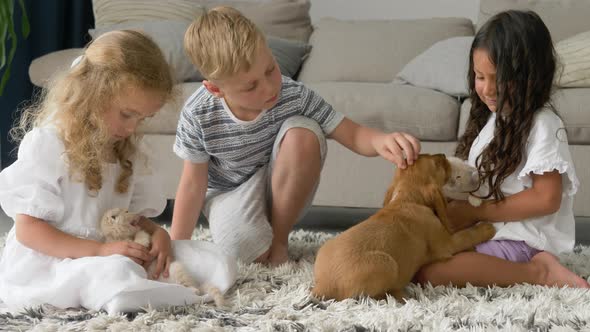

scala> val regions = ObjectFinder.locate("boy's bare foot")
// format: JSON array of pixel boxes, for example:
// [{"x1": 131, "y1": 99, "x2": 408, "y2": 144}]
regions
[
  {"x1": 531, "y1": 251, "x2": 590, "y2": 288},
  {"x1": 269, "y1": 244, "x2": 289, "y2": 267}
]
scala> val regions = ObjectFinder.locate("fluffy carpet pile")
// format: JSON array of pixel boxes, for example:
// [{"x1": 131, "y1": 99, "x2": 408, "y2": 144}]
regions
[{"x1": 2, "y1": 228, "x2": 590, "y2": 331}]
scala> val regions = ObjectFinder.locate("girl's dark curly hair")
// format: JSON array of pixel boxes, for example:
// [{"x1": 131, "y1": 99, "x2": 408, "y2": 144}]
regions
[{"x1": 456, "y1": 10, "x2": 557, "y2": 200}]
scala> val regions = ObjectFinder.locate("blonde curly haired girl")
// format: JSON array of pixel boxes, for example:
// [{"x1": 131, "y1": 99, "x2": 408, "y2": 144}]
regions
[{"x1": 0, "y1": 30, "x2": 237, "y2": 314}]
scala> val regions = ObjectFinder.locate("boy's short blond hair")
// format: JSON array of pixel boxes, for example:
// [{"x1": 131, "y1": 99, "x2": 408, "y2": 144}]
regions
[{"x1": 184, "y1": 6, "x2": 266, "y2": 81}]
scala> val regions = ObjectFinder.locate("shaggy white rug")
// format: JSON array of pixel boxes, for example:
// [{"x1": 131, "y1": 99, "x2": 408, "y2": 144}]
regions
[{"x1": 2, "y1": 227, "x2": 590, "y2": 331}]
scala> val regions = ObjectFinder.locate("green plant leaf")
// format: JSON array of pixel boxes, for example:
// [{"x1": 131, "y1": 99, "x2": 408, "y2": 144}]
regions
[
  {"x1": 0, "y1": 61, "x2": 11, "y2": 95},
  {"x1": 0, "y1": 0, "x2": 17, "y2": 96},
  {"x1": 0, "y1": 0, "x2": 9, "y2": 68},
  {"x1": 18, "y1": 0, "x2": 29, "y2": 38}
]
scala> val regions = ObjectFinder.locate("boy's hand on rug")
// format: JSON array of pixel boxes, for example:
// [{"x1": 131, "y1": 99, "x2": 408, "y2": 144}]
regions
[
  {"x1": 148, "y1": 228, "x2": 173, "y2": 279},
  {"x1": 372, "y1": 132, "x2": 420, "y2": 169},
  {"x1": 97, "y1": 241, "x2": 151, "y2": 266},
  {"x1": 446, "y1": 200, "x2": 480, "y2": 232}
]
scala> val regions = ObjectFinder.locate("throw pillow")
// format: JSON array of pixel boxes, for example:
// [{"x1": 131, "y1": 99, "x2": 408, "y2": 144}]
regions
[
  {"x1": 267, "y1": 37, "x2": 311, "y2": 78},
  {"x1": 89, "y1": 22, "x2": 311, "y2": 82},
  {"x1": 394, "y1": 36, "x2": 474, "y2": 97},
  {"x1": 89, "y1": 21, "x2": 201, "y2": 82},
  {"x1": 208, "y1": 0, "x2": 313, "y2": 42},
  {"x1": 555, "y1": 30, "x2": 590, "y2": 88}
]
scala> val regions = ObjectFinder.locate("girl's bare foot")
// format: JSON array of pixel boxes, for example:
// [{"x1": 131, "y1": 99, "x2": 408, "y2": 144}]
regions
[
  {"x1": 254, "y1": 248, "x2": 271, "y2": 265},
  {"x1": 531, "y1": 251, "x2": 590, "y2": 288},
  {"x1": 269, "y1": 244, "x2": 289, "y2": 267}
]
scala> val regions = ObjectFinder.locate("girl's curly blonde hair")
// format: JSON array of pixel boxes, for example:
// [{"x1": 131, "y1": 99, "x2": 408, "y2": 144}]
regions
[{"x1": 11, "y1": 30, "x2": 175, "y2": 194}]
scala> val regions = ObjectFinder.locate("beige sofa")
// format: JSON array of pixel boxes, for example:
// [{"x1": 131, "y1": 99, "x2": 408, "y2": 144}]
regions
[{"x1": 28, "y1": 0, "x2": 590, "y2": 217}]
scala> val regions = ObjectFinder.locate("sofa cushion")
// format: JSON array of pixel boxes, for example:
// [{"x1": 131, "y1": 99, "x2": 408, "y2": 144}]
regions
[
  {"x1": 553, "y1": 89, "x2": 590, "y2": 144},
  {"x1": 92, "y1": 0, "x2": 312, "y2": 42},
  {"x1": 28, "y1": 34, "x2": 310, "y2": 87},
  {"x1": 140, "y1": 82, "x2": 202, "y2": 135},
  {"x1": 395, "y1": 36, "x2": 473, "y2": 97},
  {"x1": 90, "y1": 21, "x2": 201, "y2": 83},
  {"x1": 556, "y1": 31, "x2": 590, "y2": 88},
  {"x1": 478, "y1": 0, "x2": 590, "y2": 42},
  {"x1": 267, "y1": 37, "x2": 311, "y2": 78},
  {"x1": 89, "y1": 21, "x2": 311, "y2": 82},
  {"x1": 298, "y1": 17, "x2": 474, "y2": 83},
  {"x1": 459, "y1": 92, "x2": 590, "y2": 144},
  {"x1": 93, "y1": 0, "x2": 204, "y2": 27},
  {"x1": 307, "y1": 82, "x2": 460, "y2": 141},
  {"x1": 29, "y1": 49, "x2": 84, "y2": 87},
  {"x1": 202, "y1": 0, "x2": 312, "y2": 42}
]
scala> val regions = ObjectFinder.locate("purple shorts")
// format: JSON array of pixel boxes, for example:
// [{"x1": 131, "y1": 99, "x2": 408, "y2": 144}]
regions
[{"x1": 475, "y1": 240, "x2": 541, "y2": 263}]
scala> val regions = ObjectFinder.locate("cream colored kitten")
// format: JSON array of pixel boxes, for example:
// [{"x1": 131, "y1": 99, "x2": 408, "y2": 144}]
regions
[
  {"x1": 443, "y1": 157, "x2": 483, "y2": 207},
  {"x1": 100, "y1": 208, "x2": 224, "y2": 307}
]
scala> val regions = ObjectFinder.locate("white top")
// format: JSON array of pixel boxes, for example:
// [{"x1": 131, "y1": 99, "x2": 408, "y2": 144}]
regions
[
  {"x1": 0, "y1": 127, "x2": 166, "y2": 236},
  {"x1": 469, "y1": 109, "x2": 579, "y2": 254},
  {"x1": 0, "y1": 127, "x2": 237, "y2": 313}
]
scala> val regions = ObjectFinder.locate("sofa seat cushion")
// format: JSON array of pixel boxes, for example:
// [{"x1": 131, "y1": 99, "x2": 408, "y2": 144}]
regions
[
  {"x1": 298, "y1": 17, "x2": 474, "y2": 83},
  {"x1": 553, "y1": 89, "x2": 590, "y2": 144},
  {"x1": 458, "y1": 90, "x2": 590, "y2": 144},
  {"x1": 307, "y1": 82, "x2": 460, "y2": 141},
  {"x1": 140, "y1": 82, "x2": 202, "y2": 135}
]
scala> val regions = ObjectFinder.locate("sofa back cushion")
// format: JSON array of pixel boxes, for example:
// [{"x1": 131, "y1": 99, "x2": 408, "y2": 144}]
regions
[
  {"x1": 204, "y1": 0, "x2": 312, "y2": 43},
  {"x1": 93, "y1": 0, "x2": 205, "y2": 26},
  {"x1": 298, "y1": 17, "x2": 474, "y2": 83},
  {"x1": 92, "y1": 0, "x2": 312, "y2": 42},
  {"x1": 478, "y1": 0, "x2": 590, "y2": 42},
  {"x1": 308, "y1": 82, "x2": 460, "y2": 141}
]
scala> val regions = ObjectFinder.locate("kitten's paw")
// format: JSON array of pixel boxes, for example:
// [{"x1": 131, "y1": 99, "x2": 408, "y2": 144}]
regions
[{"x1": 468, "y1": 195, "x2": 482, "y2": 207}]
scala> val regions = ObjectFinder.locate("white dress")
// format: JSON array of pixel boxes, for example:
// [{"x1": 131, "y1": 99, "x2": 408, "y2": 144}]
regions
[
  {"x1": 0, "y1": 127, "x2": 237, "y2": 314},
  {"x1": 469, "y1": 109, "x2": 579, "y2": 254}
]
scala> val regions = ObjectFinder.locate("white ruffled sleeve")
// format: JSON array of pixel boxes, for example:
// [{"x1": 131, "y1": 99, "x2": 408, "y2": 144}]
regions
[
  {"x1": 517, "y1": 110, "x2": 579, "y2": 196},
  {"x1": 128, "y1": 141, "x2": 167, "y2": 218},
  {"x1": 0, "y1": 128, "x2": 67, "y2": 221}
]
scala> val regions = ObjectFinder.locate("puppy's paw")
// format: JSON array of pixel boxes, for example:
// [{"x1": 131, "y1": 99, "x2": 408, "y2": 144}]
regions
[{"x1": 476, "y1": 222, "x2": 496, "y2": 240}]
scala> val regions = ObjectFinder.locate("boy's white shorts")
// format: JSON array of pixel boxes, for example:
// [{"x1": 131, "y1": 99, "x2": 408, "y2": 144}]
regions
[{"x1": 202, "y1": 116, "x2": 327, "y2": 263}]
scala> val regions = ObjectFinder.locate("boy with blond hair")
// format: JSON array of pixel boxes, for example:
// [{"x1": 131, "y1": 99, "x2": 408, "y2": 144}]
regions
[{"x1": 171, "y1": 6, "x2": 421, "y2": 266}]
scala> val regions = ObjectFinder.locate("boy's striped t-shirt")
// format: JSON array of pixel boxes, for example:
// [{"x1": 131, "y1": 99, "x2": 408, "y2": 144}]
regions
[{"x1": 174, "y1": 76, "x2": 344, "y2": 191}]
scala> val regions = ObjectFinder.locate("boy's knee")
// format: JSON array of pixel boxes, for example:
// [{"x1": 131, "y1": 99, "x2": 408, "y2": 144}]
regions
[
  {"x1": 282, "y1": 127, "x2": 321, "y2": 153},
  {"x1": 275, "y1": 116, "x2": 327, "y2": 162}
]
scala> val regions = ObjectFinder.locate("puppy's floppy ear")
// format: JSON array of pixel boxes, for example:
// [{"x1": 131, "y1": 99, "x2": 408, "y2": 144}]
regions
[{"x1": 424, "y1": 184, "x2": 453, "y2": 233}]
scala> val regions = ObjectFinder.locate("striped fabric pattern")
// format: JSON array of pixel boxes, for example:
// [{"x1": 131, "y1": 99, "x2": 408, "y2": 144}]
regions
[
  {"x1": 174, "y1": 76, "x2": 344, "y2": 190},
  {"x1": 556, "y1": 30, "x2": 590, "y2": 88}
]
